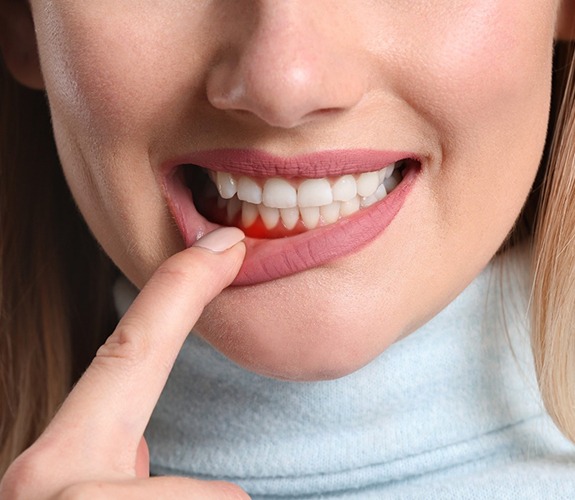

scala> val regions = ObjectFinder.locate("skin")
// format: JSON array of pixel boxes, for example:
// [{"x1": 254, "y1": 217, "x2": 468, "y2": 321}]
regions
[
  {"x1": 4, "y1": 0, "x2": 570, "y2": 381},
  {"x1": 0, "y1": 0, "x2": 574, "y2": 497},
  {"x1": 0, "y1": 228, "x2": 251, "y2": 498}
]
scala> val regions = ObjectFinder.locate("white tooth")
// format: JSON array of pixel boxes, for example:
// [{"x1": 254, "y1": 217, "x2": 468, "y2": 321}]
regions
[
  {"x1": 383, "y1": 174, "x2": 400, "y2": 193},
  {"x1": 378, "y1": 168, "x2": 386, "y2": 183},
  {"x1": 259, "y1": 205, "x2": 280, "y2": 230},
  {"x1": 280, "y1": 207, "x2": 300, "y2": 230},
  {"x1": 361, "y1": 194, "x2": 378, "y2": 208},
  {"x1": 298, "y1": 179, "x2": 333, "y2": 207},
  {"x1": 379, "y1": 164, "x2": 395, "y2": 183},
  {"x1": 262, "y1": 178, "x2": 297, "y2": 208},
  {"x1": 216, "y1": 171, "x2": 237, "y2": 199},
  {"x1": 374, "y1": 183, "x2": 387, "y2": 201},
  {"x1": 300, "y1": 207, "x2": 320, "y2": 229},
  {"x1": 332, "y1": 175, "x2": 357, "y2": 202},
  {"x1": 320, "y1": 202, "x2": 341, "y2": 224},
  {"x1": 340, "y1": 196, "x2": 361, "y2": 217},
  {"x1": 242, "y1": 202, "x2": 259, "y2": 227},
  {"x1": 385, "y1": 164, "x2": 395, "y2": 179},
  {"x1": 237, "y1": 176, "x2": 263, "y2": 204},
  {"x1": 226, "y1": 196, "x2": 242, "y2": 222},
  {"x1": 356, "y1": 171, "x2": 380, "y2": 197}
]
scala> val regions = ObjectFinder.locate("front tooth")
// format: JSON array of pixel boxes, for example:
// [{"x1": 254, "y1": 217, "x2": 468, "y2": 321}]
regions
[
  {"x1": 298, "y1": 179, "x2": 333, "y2": 207},
  {"x1": 259, "y1": 205, "x2": 280, "y2": 230},
  {"x1": 262, "y1": 178, "x2": 297, "y2": 208},
  {"x1": 216, "y1": 171, "x2": 237, "y2": 199},
  {"x1": 340, "y1": 196, "x2": 361, "y2": 217},
  {"x1": 356, "y1": 171, "x2": 380, "y2": 197},
  {"x1": 320, "y1": 202, "x2": 341, "y2": 224},
  {"x1": 300, "y1": 207, "x2": 320, "y2": 228},
  {"x1": 242, "y1": 202, "x2": 259, "y2": 227},
  {"x1": 237, "y1": 177, "x2": 263, "y2": 204},
  {"x1": 281, "y1": 207, "x2": 299, "y2": 230},
  {"x1": 332, "y1": 175, "x2": 357, "y2": 202}
]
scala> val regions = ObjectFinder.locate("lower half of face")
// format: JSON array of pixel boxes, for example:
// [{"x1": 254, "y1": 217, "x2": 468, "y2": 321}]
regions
[{"x1": 34, "y1": 0, "x2": 557, "y2": 380}]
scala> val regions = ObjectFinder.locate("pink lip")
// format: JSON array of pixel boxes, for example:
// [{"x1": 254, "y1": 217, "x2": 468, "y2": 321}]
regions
[
  {"x1": 162, "y1": 149, "x2": 420, "y2": 285},
  {"x1": 167, "y1": 148, "x2": 415, "y2": 178}
]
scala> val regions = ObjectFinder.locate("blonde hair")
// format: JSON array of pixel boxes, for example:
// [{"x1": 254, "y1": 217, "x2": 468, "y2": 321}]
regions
[{"x1": 532, "y1": 41, "x2": 575, "y2": 442}]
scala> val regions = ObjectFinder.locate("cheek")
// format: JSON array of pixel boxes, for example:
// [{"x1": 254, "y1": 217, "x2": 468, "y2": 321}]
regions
[
  {"x1": 29, "y1": 4, "x2": 216, "y2": 281},
  {"x1": 408, "y1": 2, "x2": 552, "y2": 236},
  {"x1": 34, "y1": 7, "x2": 178, "y2": 141},
  {"x1": 407, "y1": 2, "x2": 554, "y2": 135},
  {"x1": 32, "y1": 3, "x2": 223, "y2": 146}
]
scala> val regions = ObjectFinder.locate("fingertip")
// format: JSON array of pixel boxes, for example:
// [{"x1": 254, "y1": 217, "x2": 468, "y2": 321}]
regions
[
  {"x1": 189, "y1": 228, "x2": 246, "y2": 287},
  {"x1": 193, "y1": 227, "x2": 246, "y2": 253}
]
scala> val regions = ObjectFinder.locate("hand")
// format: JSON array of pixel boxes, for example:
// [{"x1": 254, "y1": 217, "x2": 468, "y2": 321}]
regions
[{"x1": 0, "y1": 227, "x2": 250, "y2": 499}]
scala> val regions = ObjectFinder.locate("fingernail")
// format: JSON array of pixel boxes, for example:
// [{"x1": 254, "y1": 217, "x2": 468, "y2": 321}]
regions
[{"x1": 193, "y1": 227, "x2": 245, "y2": 253}]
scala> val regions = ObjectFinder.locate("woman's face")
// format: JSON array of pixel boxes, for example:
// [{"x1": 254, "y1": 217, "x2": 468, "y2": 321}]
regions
[{"x1": 21, "y1": 1, "x2": 565, "y2": 379}]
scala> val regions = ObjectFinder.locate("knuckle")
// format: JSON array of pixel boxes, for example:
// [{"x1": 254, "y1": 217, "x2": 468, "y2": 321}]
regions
[
  {"x1": 56, "y1": 482, "x2": 110, "y2": 500},
  {"x1": 153, "y1": 256, "x2": 203, "y2": 288},
  {"x1": 0, "y1": 452, "x2": 49, "y2": 499},
  {"x1": 154, "y1": 249, "x2": 225, "y2": 293},
  {"x1": 94, "y1": 323, "x2": 150, "y2": 370}
]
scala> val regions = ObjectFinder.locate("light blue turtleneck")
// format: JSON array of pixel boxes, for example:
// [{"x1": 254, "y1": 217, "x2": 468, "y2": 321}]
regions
[{"x1": 115, "y1": 246, "x2": 575, "y2": 499}]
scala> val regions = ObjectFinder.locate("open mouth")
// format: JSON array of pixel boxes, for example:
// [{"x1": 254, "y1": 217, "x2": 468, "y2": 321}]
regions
[
  {"x1": 184, "y1": 160, "x2": 410, "y2": 238},
  {"x1": 163, "y1": 150, "x2": 420, "y2": 284}
]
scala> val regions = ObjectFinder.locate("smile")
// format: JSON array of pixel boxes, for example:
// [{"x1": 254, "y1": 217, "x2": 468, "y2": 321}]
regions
[
  {"x1": 188, "y1": 161, "x2": 405, "y2": 238},
  {"x1": 162, "y1": 149, "x2": 420, "y2": 285}
]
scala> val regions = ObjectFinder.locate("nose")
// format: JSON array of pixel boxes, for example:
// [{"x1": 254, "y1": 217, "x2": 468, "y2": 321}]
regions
[{"x1": 206, "y1": 2, "x2": 367, "y2": 129}]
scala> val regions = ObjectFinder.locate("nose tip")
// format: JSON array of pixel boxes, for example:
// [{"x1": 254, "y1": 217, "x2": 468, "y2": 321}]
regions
[{"x1": 205, "y1": 13, "x2": 367, "y2": 129}]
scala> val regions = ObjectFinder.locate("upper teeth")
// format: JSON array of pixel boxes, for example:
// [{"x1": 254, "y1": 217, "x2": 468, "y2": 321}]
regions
[{"x1": 210, "y1": 162, "x2": 400, "y2": 210}]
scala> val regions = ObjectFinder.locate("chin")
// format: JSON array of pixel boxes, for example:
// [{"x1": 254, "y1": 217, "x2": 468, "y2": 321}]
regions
[{"x1": 194, "y1": 302, "x2": 399, "y2": 382}]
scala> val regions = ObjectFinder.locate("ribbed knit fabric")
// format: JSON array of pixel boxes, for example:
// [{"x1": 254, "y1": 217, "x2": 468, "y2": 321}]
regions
[{"x1": 114, "y1": 245, "x2": 575, "y2": 499}]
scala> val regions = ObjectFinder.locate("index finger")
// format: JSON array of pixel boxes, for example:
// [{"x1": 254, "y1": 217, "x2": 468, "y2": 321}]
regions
[{"x1": 44, "y1": 227, "x2": 246, "y2": 473}]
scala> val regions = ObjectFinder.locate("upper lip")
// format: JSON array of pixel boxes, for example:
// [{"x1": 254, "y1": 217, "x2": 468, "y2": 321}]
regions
[{"x1": 164, "y1": 148, "x2": 419, "y2": 178}]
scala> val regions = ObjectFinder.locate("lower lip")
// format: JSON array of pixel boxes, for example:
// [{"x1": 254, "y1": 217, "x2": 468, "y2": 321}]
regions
[{"x1": 163, "y1": 165, "x2": 419, "y2": 286}]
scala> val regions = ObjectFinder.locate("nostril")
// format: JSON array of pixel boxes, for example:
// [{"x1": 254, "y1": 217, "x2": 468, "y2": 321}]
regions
[{"x1": 308, "y1": 107, "x2": 346, "y2": 120}]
